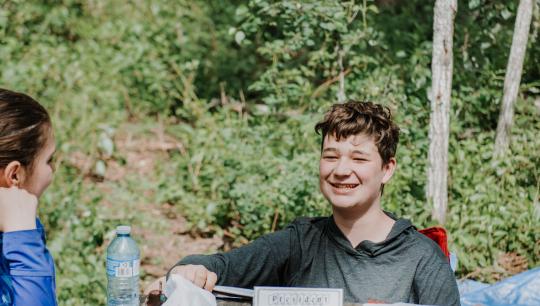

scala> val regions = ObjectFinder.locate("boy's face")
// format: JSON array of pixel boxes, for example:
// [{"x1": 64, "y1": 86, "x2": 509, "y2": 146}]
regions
[
  {"x1": 22, "y1": 132, "x2": 56, "y2": 198},
  {"x1": 319, "y1": 133, "x2": 395, "y2": 212}
]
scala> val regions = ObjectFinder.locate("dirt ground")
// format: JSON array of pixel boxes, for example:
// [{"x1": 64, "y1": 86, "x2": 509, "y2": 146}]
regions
[{"x1": 114, "y1": 125, "x2": 223, "y2": 289}]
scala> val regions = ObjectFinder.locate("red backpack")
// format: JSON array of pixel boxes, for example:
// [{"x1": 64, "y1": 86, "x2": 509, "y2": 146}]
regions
[{"x1": 419, "y1": 226, "x2": 450, "y2": 261}]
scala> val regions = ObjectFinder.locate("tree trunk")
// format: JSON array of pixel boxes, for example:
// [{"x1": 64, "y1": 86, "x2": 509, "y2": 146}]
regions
[
  {"x1": 427, "y1": 0, "x2": 457, "y2": 225},
  {"x1": 337, "y1": 47, "x2": 347, "y2": 103},
  {"x1": 494, "y1": 0, "x2": 533, "y2": 157}
]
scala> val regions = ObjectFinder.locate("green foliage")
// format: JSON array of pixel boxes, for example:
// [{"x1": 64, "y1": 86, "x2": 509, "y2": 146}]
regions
[
  {"x1": 0, "y1": 0, "x2": 539, "y2": 304},
  {"x1": 156, "y1": 110, "x2": 329, "y2": 245},
  {"x1": 235, "y1": 0, "x2": 384, "y2": 108}
]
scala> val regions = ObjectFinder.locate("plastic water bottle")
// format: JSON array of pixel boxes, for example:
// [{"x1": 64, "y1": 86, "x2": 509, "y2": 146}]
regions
[{"x1": 106, "y1": 225, "x2": 140, "y2": 306}]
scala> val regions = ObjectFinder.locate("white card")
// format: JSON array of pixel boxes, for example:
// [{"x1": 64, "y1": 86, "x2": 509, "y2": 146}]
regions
[{"x1": 253, "y1": 287, "x2": 343, "y2": 306}]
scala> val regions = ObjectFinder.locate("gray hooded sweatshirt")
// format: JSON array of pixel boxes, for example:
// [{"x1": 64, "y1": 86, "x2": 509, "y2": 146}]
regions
[{"x1": 174, "y1": 215, "x2": 460, "y2": 305}]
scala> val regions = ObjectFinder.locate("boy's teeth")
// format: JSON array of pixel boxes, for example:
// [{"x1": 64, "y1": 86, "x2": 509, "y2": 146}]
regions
[{"x1": 333, "y1": 183, "x2": 357, "y2": 188}]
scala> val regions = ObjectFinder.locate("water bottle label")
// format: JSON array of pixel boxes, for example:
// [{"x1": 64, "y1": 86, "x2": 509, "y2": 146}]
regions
[{"x1": 106, "y1": 258, "x2": 140, "y2": 277}]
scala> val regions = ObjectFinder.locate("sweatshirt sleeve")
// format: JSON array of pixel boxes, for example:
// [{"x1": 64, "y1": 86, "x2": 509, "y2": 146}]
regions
[
  {"x1": 413, "y1": 251, "x2": 460, "y2": 306},
  {"x1": 2, "y1": 229, "x2": 57, "y2": 306},
  {"x1": 170, "y1": 226, "x2": 294, "y2": 288}
]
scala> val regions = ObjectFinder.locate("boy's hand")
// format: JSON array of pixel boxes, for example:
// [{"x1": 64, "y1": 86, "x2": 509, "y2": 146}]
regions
[
  {"x1": 143, "y1": 265, "x2": 218, "y2": 296},
  {"x1": 170, "y1": 264, "x2": 218, "y2": 291},
  {"x1": 0, "y1": 187, "x2": 38, "y2": 232}
]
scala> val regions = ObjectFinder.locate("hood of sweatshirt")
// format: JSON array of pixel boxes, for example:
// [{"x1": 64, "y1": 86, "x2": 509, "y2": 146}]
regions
[{"x1": 325, "y1": 211, "x2": 416, "y2": 257}]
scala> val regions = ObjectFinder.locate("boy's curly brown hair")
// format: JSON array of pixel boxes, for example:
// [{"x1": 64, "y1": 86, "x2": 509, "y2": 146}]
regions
[{"x1": 315, "y1": 101, "x2": 400, "y2": 165}]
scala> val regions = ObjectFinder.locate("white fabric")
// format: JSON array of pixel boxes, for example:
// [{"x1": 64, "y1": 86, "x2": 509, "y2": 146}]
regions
[{"x1": 162, "y1": 274, "x2": 217, "y2": 306}]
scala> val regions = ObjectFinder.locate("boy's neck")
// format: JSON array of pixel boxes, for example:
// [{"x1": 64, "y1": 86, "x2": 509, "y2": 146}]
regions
[{"x1": 332, "y1": 203, "x2": 395, "y2": 248}]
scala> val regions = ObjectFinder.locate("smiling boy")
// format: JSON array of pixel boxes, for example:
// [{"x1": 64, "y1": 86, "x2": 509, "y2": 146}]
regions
[{"x1": 156, "y1": 101, "x2": 460, "y2": 305}]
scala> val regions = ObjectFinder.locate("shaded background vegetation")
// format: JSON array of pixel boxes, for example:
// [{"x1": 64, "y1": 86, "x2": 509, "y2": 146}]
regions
[{"x1": 1, "y1": 0, "x2": 539, "y2": 304}]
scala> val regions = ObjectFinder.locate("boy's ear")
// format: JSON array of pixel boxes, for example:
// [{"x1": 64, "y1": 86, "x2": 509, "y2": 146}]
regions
[
  {"x1": 1, "y1": 161, "x2": 26, "y2": 188},
  {"x1": 381, "y1": 157, "x2": 397, "y2": 184}
]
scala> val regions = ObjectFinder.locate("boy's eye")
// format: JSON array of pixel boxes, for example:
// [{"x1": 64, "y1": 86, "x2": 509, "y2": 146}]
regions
[
  {"x1": 323, "y1": 155, "x2": 338, "y2": 160},
  {"x1": 353, "y1": 158, "x2": 367, "y2": 162}
]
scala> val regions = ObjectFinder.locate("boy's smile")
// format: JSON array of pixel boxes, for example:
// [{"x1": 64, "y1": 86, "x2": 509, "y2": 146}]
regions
[
  {"x1": 329, "y1": 182, "x2": 360, "y2": 192},
  {"x1": 319, "y1": 134, "x2": 396, "y2": 211}
]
